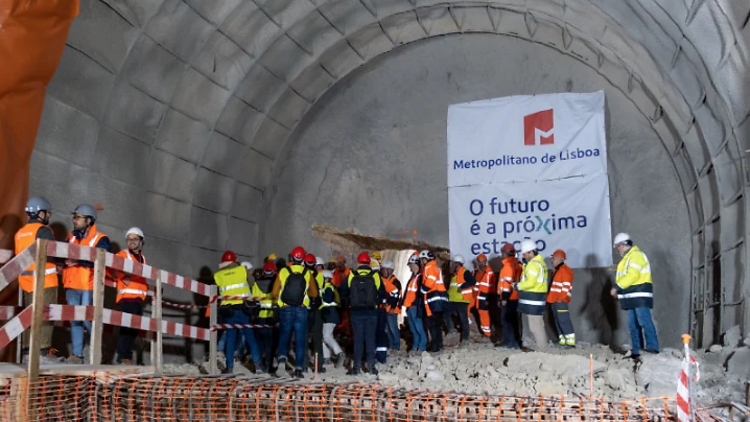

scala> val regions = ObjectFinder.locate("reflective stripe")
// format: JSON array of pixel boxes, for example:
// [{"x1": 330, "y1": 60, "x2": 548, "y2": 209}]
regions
[
  {"x1": 501, "y1": 277, "x2": 513, "y2": 281},
  {"x1": 550, "y1": 288, "x2": 562, "y2": 293},
  {"x1": 219, "y1": 282, "x2": 247, "y2": 293},
  {"x1": 617, "y1": 292, "x2": 653, "y2": 299},
  {"x1": 427, "y1": 275, "x2": 437, "y2": 280},
  {"x1": 21, "y1": 268, "x2": 58, "y2": 276},
  {"x1": 426, "y1": 296, "x2": 449, "y2": 303},
  {"x1": 376, "y1": 347, "x2": 388, "y2": 352},
  {"x1": 260, "y1": 303, "x2": 274, "y2": 308},
  {"x1": 518, "y1": 299, "x2": 546, "y2": 306},
  {"x1": 117, "y1": 288, "x2": 147, "y2": 296},
  {"x1": 501, "y1": 288, "x2": 510, "y2": 292}
]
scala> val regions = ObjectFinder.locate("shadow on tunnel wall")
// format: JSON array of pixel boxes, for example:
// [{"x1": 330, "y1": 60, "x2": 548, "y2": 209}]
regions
[{"x1": 578, "y1": 253, "x2": 620, "y2": 348}]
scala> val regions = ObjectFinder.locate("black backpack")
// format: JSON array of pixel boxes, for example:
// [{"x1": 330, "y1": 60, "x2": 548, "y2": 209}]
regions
[
  {"x1": 280, "y1": 267, "x2": 307, "y2": 306},
  {"x1": 349, "y1": 269, "x2": 378, "y2": 309}
]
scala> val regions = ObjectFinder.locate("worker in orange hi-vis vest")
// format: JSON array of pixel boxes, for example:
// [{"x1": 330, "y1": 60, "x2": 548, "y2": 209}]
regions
[
  {"x1": 111, "y1": 227, "x2": 149, "y2": 365},
  {"x1": 472, "y1": 254, "x2": 494, "y2": 338},
  {"x1": 547, "y1": 249, "x2": 576, "y2": 347},
  {"x1": 15, "y1": 197, "x2": 59, "y2": 362},
  {"x1": 497, "y1": 243, "x2": 522, "y2": 349}
]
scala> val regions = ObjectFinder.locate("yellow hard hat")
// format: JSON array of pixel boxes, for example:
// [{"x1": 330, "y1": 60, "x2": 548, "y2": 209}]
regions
[
  {"x1": 328, "y1": 256, "x2": 337, "y2": 263},
  {"x1": 370, "y1": 260, "x2": 381, "y2": 270},
  {"x1": 371, "y1": 251, "x2": 382, "y2": 261},
  {"x1": 268, "y1": 253, "x2": 278, "y2": 260}
]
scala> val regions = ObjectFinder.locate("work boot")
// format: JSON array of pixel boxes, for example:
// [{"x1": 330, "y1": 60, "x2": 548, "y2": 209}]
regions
[
  {"x1": 294, "y1": 369, "x2": 304, "y2": 379},
  {"x1": 370, "y1": 367, "x2": 379, "y2": 376},
  {"x1": 65, "y1": 355, "x2": 84, "y2": 364},
  {"x1": 334, "y1": 352, "x2": 345, "y2": 369},
  {"x1": 346, "y1": 368, "x2": 360, "y2": 376},
  {"x1": 221, "y1": 367, "x2": 233, "y2": 374},
  {"x1": 643, "y1": 349, "x2": 659, "y2": 354},
  {"x1": 120, "y1": 359, "x2": 134, "y2": 366}
]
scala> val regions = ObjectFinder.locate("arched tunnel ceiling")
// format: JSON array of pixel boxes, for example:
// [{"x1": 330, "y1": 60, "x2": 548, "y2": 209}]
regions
[{"x1": 31, "y1": 0, "x2": 750, "y2": 335}]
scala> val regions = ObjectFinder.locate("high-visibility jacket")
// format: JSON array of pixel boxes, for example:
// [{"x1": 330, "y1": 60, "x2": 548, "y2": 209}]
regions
[
  {"x1": 320, "y1": 279, "x2": 341, "y2": 324},
  {"x1": 275, "y1": 265, "x2": 313, "y2": 307},
  {"x1": 517, "y1": 254, "x2": 548, "y2": 315},
  {"x1": 14, "y1": 222, "x2": 58, "y2": 292},
  {"x1": 332, "y1": 267, "x2": 350, "y2": 288},
  {"x1": 115, "y1": 249, "x2": 148, "y2": 303},
  {"x1": 382, "y1": 275, "x2": 402, "y2": 314},
  {"x1": 62, "y1": 225, "x2": 109, "y2": 290},
  {"x1": 214, "y1": 264, "x2": 250, "y2": 306},
  {"x1": 420, "y1": 260, "x2": 448, "y2": 316},
  {"x1": 498, "y1": 256, "x2": 521, "y2": 301},
  {"x1": 615, "y1": 246, "x2": 653, "y2": 309},
  {"x1": 251, "y1": 276, "x2": 275, "y2": 318},
  {"x1": 448, "y1": 267, "x2": 475, "y2": 303},
  {"x1": 342, "y1": 267, "x2": 384, "y2": 310},
  {"x1": 402, "y1": 272, "x2": 421, "y2": 308},
  {"x1": 547, "y1": 263, "x2": 574, "y2": 304},
  {"x1": 473, "y1": 266, "x2": 494, "y2": 310}
]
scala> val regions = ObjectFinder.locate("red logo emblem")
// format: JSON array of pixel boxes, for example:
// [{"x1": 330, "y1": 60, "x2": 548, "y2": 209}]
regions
[{"x1": 524, "y1": 109, "x2": 554, "y2": 146}]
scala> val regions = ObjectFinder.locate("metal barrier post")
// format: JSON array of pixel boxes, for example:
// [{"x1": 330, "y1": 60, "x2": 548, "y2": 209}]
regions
[
  {"x1": 155, "y1": 273, "x2": 163, "y2": 375},
  {"x1": 90, "y1": 248, "x2": 106, "y2": 365},
  {"x1": 209, "y1": 285, "x2": 218, "y2": 375}
]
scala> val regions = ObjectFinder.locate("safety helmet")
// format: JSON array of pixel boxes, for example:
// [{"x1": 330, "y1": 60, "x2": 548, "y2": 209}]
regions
[
  {"x1": 221, "y1": 251, "x2": 237, "y2": 263},
  {"x1": 322, "y1": 269, "x2": 333, "y2": 279},
  {"x1": 371, "y1": 251, "x2": 382, "y2": 261},
  {"x1": 451, "y1": 254, "x2": 465, "y2": 264},
  {"x1": 268, "y1": 253, "x2": 278, "y2": 261},
  {"x1": 501, "y1": 243, "x2": 515, "y2": 254},
  {"x1": 304, "y1": 253, "x2": 316, "y2": 265},
  {"x1": 477, "y1": 253, "x2": 487, "y2": 262},
  {"x1": 520, "y1": 240, "x2": 537, "y2": 254},
  {"x1": 418, "y1": 250, "x2": 435, "y2": 260},
  {"x1": 357, "y1": 252, "x2": 371, "y2": 264},
  {"x1": 126, "y1": 227, "x2": 144, "y2": 239},
  {"x1": 290, "y1": 246, "x2": 306, "y2": 261},
  {"x1": 73, "y1": 204, "x2": 97, "y2": 220},
  {"x1": 337, "y1": 255, "x2": 346, "y2": 262},
  {"x1": 381, "y1": 261, "x2": 395, "y2": 270},
  {"x1": 25, "y1": 197, "x2": 51, "y2": 214},
  {"x1": 551, "y1": 249, "x2": 566, "y2": 259},
  {"x1": 370, "y1": 260, "x2": 381, "y2": 270},
  {"x1": 408, "y1": 254, "x2": 420, "y2": 265},
  {"x1": 263, "y1": 261, "x2": 277, "y2": 273},
  {"x1": 315, "y1": 256, "x2": 325, "y2": 267},
  {"x1": 613, "y1": 233, "x2": 631, "y2": 247},
  {"x1": 241, "y1": 261, "x2": 253, "y2": 271}
]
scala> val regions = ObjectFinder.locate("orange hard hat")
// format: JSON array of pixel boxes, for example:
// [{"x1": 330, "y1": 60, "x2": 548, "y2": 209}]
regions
[
  {"x1": 477, "y1": 253, "x2": 487, "y2": 261},
  {"x1": 221, "y1": 250, "x2": 237, "y2": 263},
  {"x1": 336, "y1": 255, "x2": 346, "y2": 262},
  {"x1": 552, "y1": 249, "x2": 566, "y2": 259},
  {"x1": 501, "y1": 243, "x2": 515, "y2": 253}
]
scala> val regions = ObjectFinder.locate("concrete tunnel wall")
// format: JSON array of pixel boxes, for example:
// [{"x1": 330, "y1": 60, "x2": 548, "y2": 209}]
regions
[{"x1": 28, "y1": 0, "x2": 749, "y2": 361}]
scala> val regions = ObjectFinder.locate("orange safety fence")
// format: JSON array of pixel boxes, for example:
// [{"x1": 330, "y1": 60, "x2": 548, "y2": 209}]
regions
[{"x1": 0, "y1": 375, "x2": 684, "y2": 422}]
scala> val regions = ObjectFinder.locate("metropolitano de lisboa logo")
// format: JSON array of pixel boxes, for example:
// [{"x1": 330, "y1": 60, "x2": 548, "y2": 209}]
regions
[
  {"x1": 524, "y1": 109, "x2": 554, "y2": 146},
  {"x1": 452, "y1": 108, "x2": 601, "y2": 171}
]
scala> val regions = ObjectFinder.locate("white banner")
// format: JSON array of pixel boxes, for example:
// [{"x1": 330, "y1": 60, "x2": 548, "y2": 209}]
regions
[
  {"x1": 447, "y1": 91, "x2": 612, "y2": 268},
  {"x1": 448, "y1": 91, "x2": 606, "y2": 187},
  {"x1": 448, "y1": 176, "x2": 613, "y2": 268}
]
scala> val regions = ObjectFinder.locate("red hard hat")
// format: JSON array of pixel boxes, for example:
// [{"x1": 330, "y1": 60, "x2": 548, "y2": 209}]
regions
[
  {"x1": 290, "y1": 246, "x2": 306, "y2": 261},
  {"x1": 357, "y1": 252, "x2": 371, "y2": 265},
  {"x1": 304, "y1": 253, "x2": 316, "y2": 265},
  {"x1": 501, "y1": 243, "x2": 515, "y2": 253},
  {"x1": 263, "y1": 261, "x2": 277, "y2": 273},
  {"x1": 221, "y1": 250, "x2": 237, "y2": 263}
]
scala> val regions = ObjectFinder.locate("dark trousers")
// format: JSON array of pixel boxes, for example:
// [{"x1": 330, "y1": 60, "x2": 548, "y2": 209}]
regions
[
  {"x1": 116, "y1": 300, "x2": 143, "y2": 362},
  {"x1": 443, "y1": 302, "x2": 470, "y2": 341},
  {"x1": 427, "y1": 312, "x2": 444, "y2": 352},
  {"x1": 375, "y1": 309, "x2": 388, "y2": 363},
  {"x1": 501, "y1": 300, "x2": 521, "y2": 348},
  {"x1": 304, "y1": 309, "x2": 324, "y2": 369},
  {"x1": 256, "y1": 317, "x2": 275, "y2": 369},
  {"x1": 351, "y1": 311, "x2": 377, "y2": 370}
]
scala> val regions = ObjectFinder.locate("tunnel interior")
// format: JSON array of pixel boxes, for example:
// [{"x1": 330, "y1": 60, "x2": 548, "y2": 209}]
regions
[{"x1": 29, "y1": 0, "x2": 750, "y2": 355}]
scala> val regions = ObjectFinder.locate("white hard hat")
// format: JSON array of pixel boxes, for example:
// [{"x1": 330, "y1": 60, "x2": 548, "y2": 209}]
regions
[
  {"x1": 452, "y1": 254, "x2": 465, "y2": 264},
  {"x1": 315, "y1": 256, "x2": 325, "y2": 266},
  {"x1": 381, "y1": 261, "x2": 395, "y2": 270},
  {"x1": 418, "y1": 250, "x2": 435, "y2": 260},
  {"x1": 322, "y1": 269, "x2": 333, "y2": 279},
  {"x1": 408, "y1": 255, "x2": 420, "y2": 265},
  {"x1": 613, "y1": 233, "x2": 631, "y2": 247},
  {"x1": 520, "y1": 240, "x2": 537, "y2": 254},
  {"x1": 370, "y1": 260, "x2": 381, "y2": 270},
  {"x1": 126, "y1": 227, "x2": 144, "y2": 239},
  {"x1": 241, "y1": 261, "x2": 253, "y2": 271}
]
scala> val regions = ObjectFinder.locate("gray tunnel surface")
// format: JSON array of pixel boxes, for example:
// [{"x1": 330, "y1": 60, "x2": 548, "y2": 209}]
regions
[{"x1": 30, "y1": 0, "x2": 749, "y2": 359}]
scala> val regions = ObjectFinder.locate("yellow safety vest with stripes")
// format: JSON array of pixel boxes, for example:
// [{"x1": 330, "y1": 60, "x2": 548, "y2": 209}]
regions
[
  {"x1": 251, "y1": 277, "x2": 275, "y2": 318},
  {"x1": 517, "y1": 254, "x2": 548, "y2": 315},
  {"x1": 214, "y1": 265, "x2": 250, "y2": 306},
  {"x1": 615, "y1": 246, "x2": 653, "y2": 309}
]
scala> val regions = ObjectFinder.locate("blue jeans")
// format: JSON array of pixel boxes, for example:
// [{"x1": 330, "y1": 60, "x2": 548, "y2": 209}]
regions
[
  {"x1": 223, "y1": 310, "x2": 261, "y2": 369},
  {"x1": 66, "y1": 289, "x2": 92, "y2": 358},
  {"x1": 628, "y1": 307, "x2": 659, "y2": 355},
  {"x1": 351, "y1": 311, "x2": 377, "y2": 370},
  {"x1": 386, "y1": 314, "x2": 400, "y2": 350},
  {"x1": 406, "y1": 307, "x2": 427, "y2": 352},
  {"x1": 277, "y1": 306, "x2": 308, "y2": 369}
]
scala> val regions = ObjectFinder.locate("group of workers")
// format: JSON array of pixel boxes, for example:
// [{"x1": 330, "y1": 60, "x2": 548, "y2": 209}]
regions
[{"x1": 14, "y1": 195, "x2": 660, "y2": 376}]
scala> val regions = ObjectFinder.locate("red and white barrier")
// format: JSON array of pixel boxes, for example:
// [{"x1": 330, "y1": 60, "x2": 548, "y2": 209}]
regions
[
  {"x1": 0, "y1": 249, "x2": 12, "y2": 264},
  {"x1": 211, "y1": 323, "x2": 276, "y2": 331},
  {"x1": 0, "y1": 242, "x2": 36, "y2": 292},
  {"x1": 0, "y1": 306, "x2": 33, "y2": 351},
  {"x1": 677, "y1": 335, "x2": 699, "y2": 422},
  {"x1": 0, "y1": 306, "x2": 21, "y2": 321}
]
